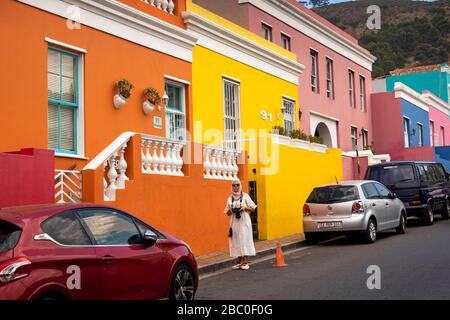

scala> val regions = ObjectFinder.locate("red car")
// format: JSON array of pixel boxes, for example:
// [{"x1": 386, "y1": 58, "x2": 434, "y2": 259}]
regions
[{"x1": 0, "y1": 203, "x2": 198, "y2": 300}]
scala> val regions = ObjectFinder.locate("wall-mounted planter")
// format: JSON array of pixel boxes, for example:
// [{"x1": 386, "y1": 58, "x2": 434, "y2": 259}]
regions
[
  {"x1": 291, "y1": 139, "x2": 310, "y2": 150},
  {"x1": 310, "y1": 143, "x2": 327, "y2": 153},
  {"x1": 271, "y1": 134, "x2": 291, "y2": 146},
  {"x1": 113, "y1": 94, "x2": 127, "y2": 109},
  {"x1": 143, "y1": 100, "x2": 155, "y2": 115}
]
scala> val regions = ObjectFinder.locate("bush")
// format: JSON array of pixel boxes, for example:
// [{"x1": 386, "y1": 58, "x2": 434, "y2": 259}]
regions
[{"x1": 289, "y1": 129, "x2": 309, "y2": 140}]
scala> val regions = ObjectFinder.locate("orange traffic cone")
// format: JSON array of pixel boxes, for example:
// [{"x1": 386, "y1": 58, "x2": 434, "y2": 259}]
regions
[{"x1": 273, "y1": 241, "x2": 288, "y2": 267}]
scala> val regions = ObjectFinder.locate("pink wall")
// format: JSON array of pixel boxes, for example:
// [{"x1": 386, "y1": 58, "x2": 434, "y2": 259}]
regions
[
  {"x1": 390, "y1": 146, "x2": 435, "y2": 162},
  {"x1": 424, "y1": 91, "x2": 450, "y2": 147},
  {"x1": 245, "y1": 6, "x2": 373, "y2": 152},
  {"x1": 371, "y1": 92, "x2": 403, "y2": 156},
  {"x1": 0, "y1": 148, "x2": 54, "y2": 207},
  {"x1": 342, "y1": 155, "x2": 370, "y2": 180}
]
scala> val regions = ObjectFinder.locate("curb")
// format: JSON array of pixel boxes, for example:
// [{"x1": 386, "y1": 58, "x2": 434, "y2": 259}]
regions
[{"x1": 198, "y1": 239, "x2": 306, "y2": 276}]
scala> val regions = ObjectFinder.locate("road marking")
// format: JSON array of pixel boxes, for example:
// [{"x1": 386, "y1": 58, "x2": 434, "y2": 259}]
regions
[{"x1": 199, "y1": 235, "x2": 345, "y2": 280}]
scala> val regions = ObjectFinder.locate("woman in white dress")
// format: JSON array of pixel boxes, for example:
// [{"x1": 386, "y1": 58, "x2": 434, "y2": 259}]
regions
[{"x1": 224, "y1": 179, "x2": 257, "y2": 270}]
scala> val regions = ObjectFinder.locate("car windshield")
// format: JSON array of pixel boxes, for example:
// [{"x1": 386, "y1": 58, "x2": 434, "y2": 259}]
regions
[
  {"x1": 0, "y1": 220, "x2": 22, "y2": 254},
  {"x1": 307, "y1": 186, "x2": 359, "y2": 204},
  {"x1": 367, "y1": 165, "x2": 415, "y2": 187}
]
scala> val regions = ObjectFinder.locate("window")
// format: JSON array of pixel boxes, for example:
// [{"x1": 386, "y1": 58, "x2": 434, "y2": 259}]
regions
[
  {"x1": 430, "y1": 121, "x2": 435, "y2": 146},
  {"x1": 41, "y1": 211, "x2": 91, "y2": 246},
  {"x1": 326, "y1": 58, "x2": 334, "y2": 99},
  {"x1": 281, "y1": 33, "x2": 291, "y2": 51},
  {"x1": 307, "y1": 186, "x2": 360, "y2": 204},
  {"x1": 48, "y1": 48, "x2": 80, "y2": 154},
  {"x1": 165, "y1": 82, "x2": 186, "y2": 141},
  {"x1": 310, "y1": 50, "x2": 319, "y2": 93},
  {"x1": 440, "y1": 126, "x2": 445, "y2": 146},
  {"x1": 362, "y1": 183, "x2": 379, "y2": 200},
  {"x1": 365, "y1": 164, "x2": 415, "y2": 187},
  {"x1": 282, "y1": 98, "x2": 295, "y2": 134},
  {"x1": 418, "y1": 164, "x2": 440, "y2": 183},
  {"x1": 348, "y1": 70, "x2": 355, "y2": 107},
  {"x1": 223, "y1": 79, "x2": 241, "y2": 151},
  {"x1": 417, "y1": 123, "x2": 423, "y2": 147},
  {"x1": 373, "y1": 183, "x2": 390, "y2": 199},
  {"x1": 0, "y1": 220, "x2": 22, "y2": 253},
  {"x1": 78, "y1": 209, "x2": 143, "y2": 246},
  {"x1": 403, "y1": 117, "x2": 410, "y2": 148},
  {"x1": 359, "y1": 76, "x2": 366, "y2": 112},
  {"x1": 362, "y1": 129, "x2": 369, "y2": 149},
  {"x1": 351, "y1": 126, "x2": 358, "y2": 151},
  {"x1": 433, "y1": 164, "x2": 446, "y2": 181},
  {"x1": 261, "y1": 23, "x2": 272, "y2": 41}
]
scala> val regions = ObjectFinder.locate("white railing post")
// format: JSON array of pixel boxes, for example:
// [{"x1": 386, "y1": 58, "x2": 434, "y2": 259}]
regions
[
  {"x1": 232, "y1": 152, "x2": 239, "y2": 180},
  {"x1": 141, "y1": 135, "x2": 185, "y2": 177},
  {"x1": 204, "y1": 146, "x2": 212, "y2": 178},
  {"x1": 105, "y1": 154, "x2": 118, "y2": 201},
  {"x1": 116, "y1": 144, "x2": 129, "y2": 189},
  {"x1": 162, "y1": 0, "x2": 169, "y2": 12},
  {"x1": 203, "y1": 145, "x2": 240, "y2": 180},
  {"x1": 155, "y1": 0, "x2": 162, "y2": 9},
  {"x1": 168, "y1": 0, "x2": 175, "y2": 15}
]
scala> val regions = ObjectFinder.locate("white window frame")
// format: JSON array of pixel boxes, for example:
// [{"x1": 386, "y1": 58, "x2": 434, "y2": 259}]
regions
[
  {"x1": 349, "y1": 70, "x2": 355, "y2": 108},
  {"x1": 165, "y1": 80, "x2": 186, "y2": 142},
  {"x1": 430, "y1": 120, "x2": 435, "y2": 146},
  {"x1": 311, "y1": 50, "x2": 319, "y2": 93},
  {"x1": 281, "y1": 32, "x2": 291, "y2": 51},
  {"x1": 223, "y1": 78, "x2": 241, "y2": 151},
  {"x1": 440, "y1": 125, "x2": 445, "y2": 146},
  {"x1": 403, "y1": 117, "x2": 410, "y2": 148},
  {"x1": 282, "y1": 98, "x2": 296, "y2": 134},
  {"x1": 261, "y1": 23, "x2": 272, "y2": 42},
  {"x1": 417, "y1": 123, "x2": 423, "y2": 147},
  {"x1": 326, "y1": 58, "x2": 334, "y2": 99},
  {"x1": 362, "y1": 129, "x2": 369, "y2": 149},
  {"x1": 351, "y1": 126, "x2": 358, "y2": 151},
  {"x1": 360, "y1": 75, "x2": 366, "y2": 112}
]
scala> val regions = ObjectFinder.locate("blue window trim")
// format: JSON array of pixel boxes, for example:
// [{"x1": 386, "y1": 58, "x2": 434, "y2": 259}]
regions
[
  {"x1": 48, "y1": 47, "x2": 79, "y2": 155},
  {"x1": 164, "y1": 82, "x2": 185, "y2": 140}
]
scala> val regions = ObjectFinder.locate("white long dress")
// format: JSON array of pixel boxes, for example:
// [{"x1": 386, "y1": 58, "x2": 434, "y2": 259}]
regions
[{"x1": 224, "y1": 193, "x2": 257, "y2": 257}]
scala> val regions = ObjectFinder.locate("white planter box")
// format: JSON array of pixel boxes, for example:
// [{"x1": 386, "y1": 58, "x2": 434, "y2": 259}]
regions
[
  {"x1": 291, "y1": 139, "x2": 310, "y2": 150},
  {"x1": 271, "y1": 134, "x2": 291, "y2": 146},
  {"x1": 310, "y1": 143, "x2": 327, "y2": 153}
]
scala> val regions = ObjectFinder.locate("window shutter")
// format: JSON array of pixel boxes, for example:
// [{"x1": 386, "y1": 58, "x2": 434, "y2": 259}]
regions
[
  {"x1": 59, "y1": 105, "x2": 75, "y2": 151},
  {"x1": 48, "y1": 50, "x2": 60, "y2": 100},
  {"x1": 48, "y1": 103, "x2": 59, "y2": 149},
  {"x1": 61, "y1": 55, "x2": 76, "y2": 103}
]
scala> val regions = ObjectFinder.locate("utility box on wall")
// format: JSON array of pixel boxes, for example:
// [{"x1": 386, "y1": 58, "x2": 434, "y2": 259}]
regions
[{"x1": 0, "y1": 148, "x2": 54, "y2": 208}]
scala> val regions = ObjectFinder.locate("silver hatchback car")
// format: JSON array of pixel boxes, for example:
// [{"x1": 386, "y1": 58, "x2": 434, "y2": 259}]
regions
[{"x1": 303, "y1": 180, "x2": 407, "y2": 244}]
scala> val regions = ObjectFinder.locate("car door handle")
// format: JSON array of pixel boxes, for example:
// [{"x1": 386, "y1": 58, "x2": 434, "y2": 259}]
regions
[
  {"x1": 101, "y1": 255, "x2": 115, "y2": 264},
  {"x1": 372, "y1": 203, "x2": 376, "y2": 207},
  {"x1": 385, "y1": 202, "x2": 389, "y2": 206}
]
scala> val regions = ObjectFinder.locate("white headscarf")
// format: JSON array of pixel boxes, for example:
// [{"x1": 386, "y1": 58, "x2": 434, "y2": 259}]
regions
[{"x1": 231, "y1": 179, "x2": 243, "y2": 200}]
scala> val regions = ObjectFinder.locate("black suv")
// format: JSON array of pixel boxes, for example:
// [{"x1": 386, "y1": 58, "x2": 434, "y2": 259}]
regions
[{"x1": 364, "y1": 161, "x2": 450, "y2": 225}]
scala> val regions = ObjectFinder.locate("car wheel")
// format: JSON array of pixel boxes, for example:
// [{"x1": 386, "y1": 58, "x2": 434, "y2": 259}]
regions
[
  {"x1": 304, "y1": 232, "x2": 318, "y2": 245},
  {"x1": 440, "y1": 199, "x2": 450, "y2": 220},
  {"x1": 363, "y1": 219, "x2": 377, "y2": 243},
  {"x1": 170, "y1": 264, "x2": 195, "y2": 301},
  {"x1": 423, "y1": 204, "x2": 434, "y2": 225},
  {"x1": 395, "y1": 213, "x2": 406, "y2": 234}
]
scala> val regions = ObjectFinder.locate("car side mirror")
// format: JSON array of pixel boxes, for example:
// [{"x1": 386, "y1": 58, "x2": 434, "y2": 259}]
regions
[
  {"x1": 390, "y1": 192, "x2": 397, "y2": 199},
  {"x1": 144, "y1": 230, "x2": 158, "y2": 246}
]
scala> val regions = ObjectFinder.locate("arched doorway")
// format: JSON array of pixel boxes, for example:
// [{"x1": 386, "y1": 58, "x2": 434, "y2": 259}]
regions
[{"x1": 314, "y1": 122, "x2": 333, "y2": 147}]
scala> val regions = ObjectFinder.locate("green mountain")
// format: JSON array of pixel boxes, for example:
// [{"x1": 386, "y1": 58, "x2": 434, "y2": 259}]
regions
[{"x1": 313, "y1": 0, "x2": 450, "y2": 78}]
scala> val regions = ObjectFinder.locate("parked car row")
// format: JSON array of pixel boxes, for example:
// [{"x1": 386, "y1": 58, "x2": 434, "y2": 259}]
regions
[
  {"x1": 303, "y1": 161, "x2": 450, "y2": 245},
  {"x1": 0, "y1": 204, "x2": 198, "y2": 300}
]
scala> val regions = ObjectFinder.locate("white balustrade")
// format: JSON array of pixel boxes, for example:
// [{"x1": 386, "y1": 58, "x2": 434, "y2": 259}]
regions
[
  {"x1": 141, "y1": 0, "x2": 175, "y2": 14},
  {"x1": 203, "y1": 146, "x2": 239, "y2": 180},
  {"x1": 141, "y1": 135, "x2": 185, "y2": 176},
  {"x1": 54, "y1": 170, "x2": 82, "y2": 203}
]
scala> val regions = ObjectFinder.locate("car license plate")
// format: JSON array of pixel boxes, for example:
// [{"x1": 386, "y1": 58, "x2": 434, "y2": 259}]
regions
[{"x1": 317, "y1": 221, "x2": 343, "y2": 229}]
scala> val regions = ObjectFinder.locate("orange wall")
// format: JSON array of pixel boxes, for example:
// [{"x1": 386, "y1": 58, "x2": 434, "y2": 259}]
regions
[
  {"x1": 0, "y1": 0, "x2": 192, "y2": 171},
  {"x1": 83, "y1": 135, "x2": 249, "y2": 256}
]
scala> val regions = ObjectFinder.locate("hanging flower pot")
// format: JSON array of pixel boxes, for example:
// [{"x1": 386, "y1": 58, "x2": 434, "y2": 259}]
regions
[
  {"x1": 143, "y1": 87, "x2": 161, "y2": 115},
  {"x1": 114, "y1": 79, "x2": 134, "y2": 109},
  {"x1": 142, "y1": 100, "x2": 155, "y2": 115},
  {"x1": 113, "y1": 93, "x2": 127, "y2": 109}
]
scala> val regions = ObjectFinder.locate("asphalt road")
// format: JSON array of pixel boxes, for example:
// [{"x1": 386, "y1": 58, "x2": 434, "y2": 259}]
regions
[{"x1": 196, "y1": 217, "x2": 450, "y2": 300}]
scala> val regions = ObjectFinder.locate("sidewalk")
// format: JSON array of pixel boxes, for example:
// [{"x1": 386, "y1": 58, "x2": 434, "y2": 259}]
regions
[{"x1": 196, "y1": 233, "x2": 306, "y2": 276}]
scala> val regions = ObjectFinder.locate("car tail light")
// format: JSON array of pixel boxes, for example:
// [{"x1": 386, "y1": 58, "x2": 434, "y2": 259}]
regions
[
  {"x1": 303, "y1": 204, "x2": 311, "y2": 216},
  {"x1": 409, "y1": 200, "x2": 422, "y2": 206},
  {"x1": 0, "y1": 257, "x2": 32, "y2": 283},
  {"x1": 352, "y1": 201, "x2": 364, "y2": 214}
]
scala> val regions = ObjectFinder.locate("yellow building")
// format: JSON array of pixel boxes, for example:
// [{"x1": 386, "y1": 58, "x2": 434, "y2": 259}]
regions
[{"x1": 184, "y1": 2, "x2": 343, "y2": 239}]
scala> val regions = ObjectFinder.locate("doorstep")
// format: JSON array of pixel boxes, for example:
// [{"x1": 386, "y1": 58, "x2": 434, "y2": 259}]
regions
[{"x1": 196, "y1": 233, "x2": 306, "y2": 276}]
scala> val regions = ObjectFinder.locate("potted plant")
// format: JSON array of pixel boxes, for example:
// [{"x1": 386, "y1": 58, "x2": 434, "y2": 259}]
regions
[
  {"x1": 289, "y1": 129, "x2": 309, "y2": 150},
  {"x1": 113, "y1": 79, "x2": 134, "y2": 109},
  {"x1": 309, "y1": 135, "x2": 327, "y2": 153},
  {"x1": 271, "y1": 125, "x2": 291, "y2": 145},
  {"x1": 142, "y1": 87, "x2": 161, "y2": 115}
]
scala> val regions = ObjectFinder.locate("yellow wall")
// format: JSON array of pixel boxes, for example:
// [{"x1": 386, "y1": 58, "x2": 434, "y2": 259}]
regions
[{"x1": 256, "y1": 139, "x2": 343, "y2": 239}]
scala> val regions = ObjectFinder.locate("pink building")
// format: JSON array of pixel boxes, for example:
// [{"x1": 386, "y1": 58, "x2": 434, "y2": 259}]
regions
[
  {"x1": 193, "y1": 0, "x2": 378, "y2": 178},
  {"x1": 422, "y1": 91, "x2": 450, "y2": 147}
]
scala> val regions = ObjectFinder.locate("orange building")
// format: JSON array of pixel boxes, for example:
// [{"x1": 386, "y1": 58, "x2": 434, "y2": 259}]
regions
[{"x1": 0, "y1": 0, "x2": 247, "y2": 255}]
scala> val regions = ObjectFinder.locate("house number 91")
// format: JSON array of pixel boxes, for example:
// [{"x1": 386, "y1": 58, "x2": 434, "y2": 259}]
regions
[{"x1": 260, "y1": 110, "x2": 273, "y2": 122}]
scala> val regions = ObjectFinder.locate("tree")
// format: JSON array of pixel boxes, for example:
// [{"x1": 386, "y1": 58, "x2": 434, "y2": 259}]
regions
[{"x1": 308, "y1": 0, "x2": 330, "y2": 8}]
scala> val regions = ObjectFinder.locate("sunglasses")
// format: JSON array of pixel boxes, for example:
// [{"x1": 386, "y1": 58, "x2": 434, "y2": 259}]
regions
[{"x1": 232, "y1": 184, "x2": 240, "y2": 187}]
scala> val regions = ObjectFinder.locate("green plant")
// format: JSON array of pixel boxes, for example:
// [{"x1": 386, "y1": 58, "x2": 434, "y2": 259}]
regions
[
  {"x1": 272, "y1": 125, "x2": 287, "y2": 136},
  {"x1": 143, "y1": 87, "x2": 161, "y2": 105},
  {"x1": 289, "y1": 129, "x2": 309, "y2": 140},
  {"x1": 116, "y1": 79, "x2": 134, "y2": 99},
  {"x1": 309, "y1": 135, "x2": 324, "y2": 144}
]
